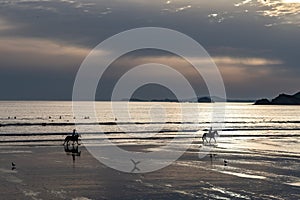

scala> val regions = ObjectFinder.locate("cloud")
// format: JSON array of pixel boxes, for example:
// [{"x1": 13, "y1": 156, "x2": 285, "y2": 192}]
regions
[
  {"x1": 103, "y1": 54, "x2": 283, "y2": 84},
  {"x1": 0, "y1": 0, "x2": 298, "y2": 99},
  {"x1": 0, "y1": 37, "x2": 90, "y2": 71},
  {"x1": 234, "y1": 0, "x2": 300, "y2": 26},
  {"x1": 0, "y1": 18, "x2": 17, "y2": 31},
  {"x1": 213, "y1": 56, "x2": 282, "y2": 66}
]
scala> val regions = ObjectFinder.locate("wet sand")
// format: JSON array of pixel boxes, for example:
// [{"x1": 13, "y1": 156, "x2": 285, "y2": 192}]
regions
[{"x1": 0, "y1": 142, "x2": 299, "y2": 200}]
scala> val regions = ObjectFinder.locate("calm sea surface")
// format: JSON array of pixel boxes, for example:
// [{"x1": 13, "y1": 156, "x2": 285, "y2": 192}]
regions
[
  {"x1": 0, "y1": 101, "x2": 299, "y2": 156},
  {"x1": 0, "y1": 101, "x2": 299, "y2": 197},
  {"x1": 0, "y1": 101, "x2": 299, "y2": 151}
]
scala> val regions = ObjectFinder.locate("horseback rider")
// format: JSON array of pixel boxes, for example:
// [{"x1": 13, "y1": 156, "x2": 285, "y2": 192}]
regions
[
  {"x1": 202, "y1": 127, "x2": 218, "y2": 144},
  {"x1": 208, "y1": 127, "x2": 213, "y2": 134},
  {"x1": 72, "y1": 129, "x2": 78, "y2": 137}
]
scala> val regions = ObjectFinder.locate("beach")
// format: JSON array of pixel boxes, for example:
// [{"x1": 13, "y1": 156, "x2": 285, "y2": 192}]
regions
[
  {"x1": 0, "y1": 141, "x2": 299, "y2": 200},
  {"x1": 1, "y1": 0, "x2": 300, "y2": 199},
  {"x1": 0, "y1": 101, "x2": 299, "y2": 199}
]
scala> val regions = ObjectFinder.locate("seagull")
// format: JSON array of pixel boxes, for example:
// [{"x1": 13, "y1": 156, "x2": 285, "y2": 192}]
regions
[
  {"x1": 130, "y1": 159, "x2": 141, "y2": 172},
  {"x1": 11, "y1": 162, "x2": 16, "y2": 170},
  {"x1": 224, "y1": 160, "x2": 228, "y2": 166}
]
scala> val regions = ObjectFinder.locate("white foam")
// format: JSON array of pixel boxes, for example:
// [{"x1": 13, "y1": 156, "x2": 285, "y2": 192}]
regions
[
  {"x1": 285, "y1": 181, "x2": 300, "y2": 187},
  {"x1": 217, "y1": 170, "x2": 266, "y2": 180}
]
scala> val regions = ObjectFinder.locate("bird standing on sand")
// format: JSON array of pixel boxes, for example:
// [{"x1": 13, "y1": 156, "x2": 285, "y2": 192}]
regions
[
  {"x1": 224, "y1": 160, "x2": 228, "y2": 166},
  {"x1": 11, "y1": 162, "x2": 16, "y2": 170}
]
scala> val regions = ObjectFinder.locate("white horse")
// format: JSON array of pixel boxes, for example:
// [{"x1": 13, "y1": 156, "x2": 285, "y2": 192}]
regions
[{"x1": 202, "y1": 128, "x2": 219, "y2": 143}]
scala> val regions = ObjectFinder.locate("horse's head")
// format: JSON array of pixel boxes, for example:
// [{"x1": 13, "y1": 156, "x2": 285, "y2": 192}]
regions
[{"x1": 214, "y1": 130, "x2": 219, "y2": 136}]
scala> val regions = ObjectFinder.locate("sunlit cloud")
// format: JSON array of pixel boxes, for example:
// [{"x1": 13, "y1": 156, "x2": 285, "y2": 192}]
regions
[
  {"x1": 107, "y1": 54, "x2": 283, "y2": 86},
  {"x1": 0, "y1": 18, "x2": 16, "y2": 31},
  {"x1": 234, "y1": 0, "x2": 300, "y2": 26},
  {"x1": 212, "y1": 56, "x2": 281, "y2": 83},
  {"x1": 60, "y1": 0, "x2": 76, "y2": 4},
  {"x1": 208, "y1": 13, "x2": 226, "y2": 23},
  {"x1": 175, "y1": 5, "x2": 191, "y2": 12},
  {"x1": 4, "y1": 0, "x2": 58, "y2": 12},
  {"x1": 0, "y1": 37, "x2": 90, "y2": 71},
  {"x1": 213, "y1": 56, "x2": 282, "y2": 66}
]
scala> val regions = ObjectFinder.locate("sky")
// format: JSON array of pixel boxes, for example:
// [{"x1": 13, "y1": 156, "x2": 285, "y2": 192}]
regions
[{"x1": 0, "y1": 0, "x2": 299, "y2": 100}]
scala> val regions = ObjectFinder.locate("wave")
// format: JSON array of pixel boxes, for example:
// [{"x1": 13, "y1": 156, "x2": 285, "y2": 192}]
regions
[
  {"x1": 1, "y1": 130, "x2": 300, "y2": 137},
  {"x1": 1, "y1": 120, "x2": 300, "y2": 127},
  {"x1": 1, "y1": 133, "x2": 300, "y2": 144}
]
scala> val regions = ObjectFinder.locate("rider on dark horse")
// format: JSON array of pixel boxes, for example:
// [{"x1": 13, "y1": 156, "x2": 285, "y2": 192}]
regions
[
  {"x1": 72, "y1": 129, "x2": 77, "y2": 137},
  {"x1": 63, "y1": 129, "x2": 80, "y2": 145}
]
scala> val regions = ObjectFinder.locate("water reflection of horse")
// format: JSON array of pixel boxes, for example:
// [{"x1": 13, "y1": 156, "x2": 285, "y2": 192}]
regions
[
  {"x1": 202, "y1": 128, "x2": 219, "y2": 143},
  {"x1": 64, "y1": 144, "x2": 81, "y2": 156},
  {"x1": 64, "y1": 144, "x2": 81, "y2": 162}
]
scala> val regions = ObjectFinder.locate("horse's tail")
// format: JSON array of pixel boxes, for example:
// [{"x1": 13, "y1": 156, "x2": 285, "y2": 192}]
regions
[{"x1": 63, "y1": 137, "x2": 67, "y2": 145}]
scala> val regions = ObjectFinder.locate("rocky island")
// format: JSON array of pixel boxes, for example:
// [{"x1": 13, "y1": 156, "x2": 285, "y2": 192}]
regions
[{"x1": 255, "y1": 91, "x2": 300, "y2": 105}]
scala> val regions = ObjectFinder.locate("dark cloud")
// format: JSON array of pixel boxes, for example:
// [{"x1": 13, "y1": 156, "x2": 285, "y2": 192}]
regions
[{"x1": 0, "y1": 0, "x2": 299, "y2": 100}]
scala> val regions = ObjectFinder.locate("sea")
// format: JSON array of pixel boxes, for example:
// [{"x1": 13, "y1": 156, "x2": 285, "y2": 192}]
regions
[
  {"x1": 0, "y1": 101, "x2": 299, "y2": 150},
  {"x1": 0, "y1": 101, "x2": 299, "y2": 195}
]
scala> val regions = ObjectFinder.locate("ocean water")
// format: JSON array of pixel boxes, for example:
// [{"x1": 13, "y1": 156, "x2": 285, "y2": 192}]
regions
[
  {"x1": 0, "y1": 101, "x2": 299, "y2": 150},
  {"x1": 0, "y1": 101, "x2": 299, "y2": 198}
]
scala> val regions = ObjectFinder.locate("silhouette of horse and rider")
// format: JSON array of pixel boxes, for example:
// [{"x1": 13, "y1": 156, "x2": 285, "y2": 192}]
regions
[
  {"x1": 63, "y1": 129, "x2": 81, "y2": 145},
  {"x1": 63, "y1": 129, "x2": 81, "y2": 162},
  {"x1": 202, "y1": 127, "x2": 219, "y2": 144}
]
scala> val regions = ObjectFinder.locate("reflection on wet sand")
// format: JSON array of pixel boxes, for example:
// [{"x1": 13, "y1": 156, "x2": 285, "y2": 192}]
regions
[{"x1": 64, "y1": 144, "x2": 81, "y2": 163}]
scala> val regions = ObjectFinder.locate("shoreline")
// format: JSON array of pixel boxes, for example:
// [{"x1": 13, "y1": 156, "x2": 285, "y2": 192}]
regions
[{"x1": 0, "y1": 142, "x2": 299, "y2": 199}]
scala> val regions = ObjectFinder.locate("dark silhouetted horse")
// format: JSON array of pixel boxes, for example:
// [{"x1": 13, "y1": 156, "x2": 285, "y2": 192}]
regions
[
  {"x1": 202, "y1": 129, "x2": 219, "y2": 143},
  {"x1": 63, "y1": 134, "x2": 80, "y2": 145}
]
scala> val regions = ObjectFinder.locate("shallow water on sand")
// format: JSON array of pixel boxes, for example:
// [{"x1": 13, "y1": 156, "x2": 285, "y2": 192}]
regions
[
  {"x1": 0, "y1": 101, "x2": 299, "y2": 146},
  {"x1": 0, "y1": 101, "x2": 299, "y2": 199}
]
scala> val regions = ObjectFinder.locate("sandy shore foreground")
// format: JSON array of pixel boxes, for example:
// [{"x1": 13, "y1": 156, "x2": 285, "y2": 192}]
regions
[{"x1": 0, "y1": 144, "x2": 299, "y2": 200}]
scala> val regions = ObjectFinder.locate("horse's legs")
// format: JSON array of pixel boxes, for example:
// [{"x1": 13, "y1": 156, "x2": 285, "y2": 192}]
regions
[{"x1": 203, "y1": 136, "x2": 208, "y2": 144}]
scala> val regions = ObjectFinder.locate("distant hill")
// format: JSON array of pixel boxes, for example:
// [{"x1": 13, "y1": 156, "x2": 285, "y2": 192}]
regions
[
  {"x1": 127, "y1": 96, "x2": 254, "y2": 103},
  {"x1": 254, "y1": 91, "x2": 300, "y2": 105}
]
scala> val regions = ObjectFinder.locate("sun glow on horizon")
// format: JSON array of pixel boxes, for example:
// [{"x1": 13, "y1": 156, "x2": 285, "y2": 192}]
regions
[{"x1": 281, "y1": 0, "x2": 300, "y2": 3}]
